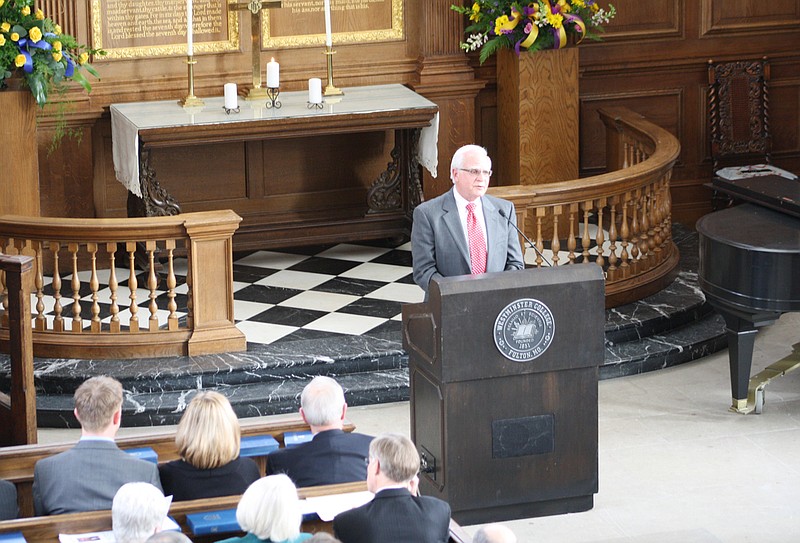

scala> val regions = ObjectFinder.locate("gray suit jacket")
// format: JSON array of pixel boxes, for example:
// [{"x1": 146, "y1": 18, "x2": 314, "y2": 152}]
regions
[
  {"x1": 411, "y1": 189, "x2": 525, "y2": 293},
  {"x1": 0, "y1": 479, "x2": 17, "y2": 521},
  {"x1": 33, "y1": 439, "x2": 162, "y2": 516}
]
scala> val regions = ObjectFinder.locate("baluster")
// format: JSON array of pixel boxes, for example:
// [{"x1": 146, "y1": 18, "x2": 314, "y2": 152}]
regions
[
  {"x1": 581, "y1": 201, "x2": 592, "y2": 264},
  {"x1": 551, "y1": 205, "x2": 561, "y2": 266},
  {"x1": 33, "y1": 241, "x2": 46, "y2": 331},
  {"x1": 652, "y1": 181, "x2": 664, "y2": 260},
  {"x1": 619, "y1": 194, "x2": 630, "y2": 277},
  {"x1": 629, "y1": 196, "x2": 641, "y2": 274},
  {"x1": 184, "y1": 239, "x2": 193, "y2": 328},
  {"x1": 567, "y1": 203, "x2": 578, "y2": 264},
  {"x1": 595, "y1": 199, "x2": 606, "y2": 269},
  {"x1": 622, "y1": 140, "x2": 630, "y2": 169},
  {"x1": 607, "y1": 199, "x2": 618, "y2": 280},
  {"x1": 69, "y1": 243, "x2": 82, "y2": 332},
  {"x1": 165, "y1": 239, "x2": 178, "y2": 331},
  {"x1": 0, "y1": 259, "x2": 6, "y2": 329},
  {"x1": 126, "y1": 241, "x2": 139, "y2": 333},
  {"x1": 147, "y1": 241, "x2": 159, "y2": 330},
  {"x1": 535, "y1": 208, "x2": 545, "y2": 268},
  {"x1": 107, "y1": 242, "x2": 120, "y2": 333},
  {"x1": 88, "y1": 243, "x2": 101, "y2": 333},
  {"x1": 639, "y1": 192, "x2": 651, "y2": 268},
  {"x1": 50, "y1": 242, "x2": 63, "y2": 332}
]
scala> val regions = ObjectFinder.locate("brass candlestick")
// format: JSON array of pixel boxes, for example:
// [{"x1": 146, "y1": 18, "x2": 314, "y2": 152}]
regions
[
  {"x1": 179, "y1": 56, "x2": 205, "y2": 108},
  {"x1": 323, "y1": 46, "x2": 343, "y2": 96}
]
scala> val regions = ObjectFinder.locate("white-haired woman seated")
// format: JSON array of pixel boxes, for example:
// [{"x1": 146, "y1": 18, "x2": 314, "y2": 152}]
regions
[
  {"x1": 112, "y1": 482, "x2": 171, "y2": 543},
  {"x1": 217, "y1": 475, "x2": 312, "y2": 543},
  {"x1": 159, "y1": 391, "x2": 260, "y2": 501}
]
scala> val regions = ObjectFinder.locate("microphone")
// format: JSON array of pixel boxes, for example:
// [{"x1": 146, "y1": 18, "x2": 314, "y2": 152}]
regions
[{"x1": 498, "y1": 208, "x2": 552, "y2": 267}]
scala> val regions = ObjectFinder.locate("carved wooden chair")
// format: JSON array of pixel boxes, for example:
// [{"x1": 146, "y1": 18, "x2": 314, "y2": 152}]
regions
[{"x1": 707, "y1": 57, "x2": 771, "y2": 172}]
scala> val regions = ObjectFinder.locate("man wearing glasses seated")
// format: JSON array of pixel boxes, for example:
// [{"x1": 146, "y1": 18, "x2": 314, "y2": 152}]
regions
[{"x1": 411, "y1": 144, "x2": 524, "y2": 294}]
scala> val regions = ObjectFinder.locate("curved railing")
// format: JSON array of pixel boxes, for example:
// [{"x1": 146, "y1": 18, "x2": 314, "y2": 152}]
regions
[
  {"x1": 488, "y1": 106, "x2": 682, "y2": 307},
  {"x1": 0, "y1": 210, "x2": 245, "y2": 359}
]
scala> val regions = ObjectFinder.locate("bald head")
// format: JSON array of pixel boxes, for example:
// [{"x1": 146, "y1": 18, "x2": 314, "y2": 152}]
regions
[{"x1": 473, "y1": 523, "x2": 517, "y2": 543}]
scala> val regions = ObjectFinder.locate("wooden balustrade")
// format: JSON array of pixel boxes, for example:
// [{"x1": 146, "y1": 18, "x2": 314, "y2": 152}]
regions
[
  {"x1": 489, "y1": 107, "x2": 681, "y2": 307},
  {"x1": 0, "y1": 210, "x2": 245, "y2": 359}
]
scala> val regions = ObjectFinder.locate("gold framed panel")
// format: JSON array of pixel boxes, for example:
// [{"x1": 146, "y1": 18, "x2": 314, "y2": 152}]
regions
[
  {"x1": 262, "y1": 0, "x2": 403, "y2": 49},
  {"x1": 91, "y1": 0, "x2": 241, "y2": 59}
]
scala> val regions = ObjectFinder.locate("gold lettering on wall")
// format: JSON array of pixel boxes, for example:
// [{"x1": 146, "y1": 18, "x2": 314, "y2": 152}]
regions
[
  {"x1": 263, "y1": 0, "x2": 403, "y2": 48},
  {"x1": 91, "y1": 0, "x2": 240, "y2": 59}
]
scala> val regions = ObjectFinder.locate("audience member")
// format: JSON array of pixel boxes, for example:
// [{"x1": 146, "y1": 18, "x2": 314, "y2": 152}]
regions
[
  {"x1": 217, "y1": 475, "x2": 312, "y2": 543},
  {"x1": 333, "y1": 433, "x2": 451, "y2": 543},
  {"x1": 146, "y1": 532, "x2": 194, "y2": 543},
  {"x1": 0, "y1": 479, "x2": 17, "y2": 520},
  {"x1": 305, "y1": 535, "x2": 341, "y2": 543},
  {"x1": 267, "y1": 376, "x2": 372, "y2": 487},
  {"x1": 32, "y1": 376, "x2": 162, "y2": 515},
  {"x1": 159, "y1": 391, "x2": 259, "y2": 501},
  {"x1": 473, "y1": 523, "x2": 517, "y2": 543},
  {"x1": 112, "y1": 482, "x2": 171, "y2": 543}
]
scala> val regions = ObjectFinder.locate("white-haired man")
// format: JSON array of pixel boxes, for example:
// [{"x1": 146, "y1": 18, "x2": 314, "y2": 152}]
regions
[
  {"x1": 266, "y1": 376, "x2": 373, "y2": 487},
  {"x1": 411, "y1": 144, "x2": 524, "y2": 294},
  {"x1": 333, "y1": 433, "x2": 451, "y2": 543},
  {"x1": 112, "y1": 483, "x2": 171, "y2": 543},
  {"x1": 474, "y1": 523, "x2": 518, "y2": 543}
]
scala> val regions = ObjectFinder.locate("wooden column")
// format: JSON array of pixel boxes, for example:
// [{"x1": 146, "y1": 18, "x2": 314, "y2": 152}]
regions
[
  {"x1": 496, "y1": 47, "x2": 580, "y2": 186},
  {"x1": 410, "y1": 0, "x2": 485, "y2": 199},
  {"x1": 0, "y1": 82, "x2": 41, "y2": 217}
]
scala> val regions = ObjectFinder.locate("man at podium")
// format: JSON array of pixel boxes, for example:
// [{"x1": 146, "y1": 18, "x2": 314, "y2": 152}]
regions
[{"x1": 411, "y1": 144, "x2": 524, "y2": 294}]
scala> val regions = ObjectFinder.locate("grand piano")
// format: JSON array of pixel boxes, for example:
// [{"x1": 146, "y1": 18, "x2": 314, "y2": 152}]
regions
[{"x1": 697, "y1": 178, "x2": 800, "y2": 413}]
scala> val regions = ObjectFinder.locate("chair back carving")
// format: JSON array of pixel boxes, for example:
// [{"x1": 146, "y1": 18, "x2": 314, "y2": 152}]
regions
[{"x1": 707, "y1": 58, "x2": 771, "y2": 171}]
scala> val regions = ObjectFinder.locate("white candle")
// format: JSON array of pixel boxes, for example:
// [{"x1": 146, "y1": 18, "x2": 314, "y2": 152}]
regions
[
  {"x1": 308, "y1": 78, "x2": 322, "y2": 104},
  {"x1": 224, "y1": 83, "x2": 238, "y2": 109},
  {"x1": 323, "y1": 0, "x2": 332, "y2": 47},
  {"x1": 266, "y1": 58, "x2": 279, "y2": 88},
  {"x1": 187, "y1": 0, "x2": 193, "y2": 56}
]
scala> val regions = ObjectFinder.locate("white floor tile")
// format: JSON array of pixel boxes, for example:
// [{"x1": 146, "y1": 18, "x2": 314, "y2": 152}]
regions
[
  {"x1": 236, "y1": 320, "x2": 297, "y2": 344},
  {"x1": 304, "y1": 313, "x2": 387, "y2": 335},
  {"x1": 255, "y1": 269, "x2": 333, "y2": 290},
  {"x1": 234, "y1": 251, "x2": 308, "y2": 269},
  {"x1": 339, "y1": 262, "x2": 411, "y2": 282},
  {"x1": 316, "y1": 244, "x2": 391, "y2": 262},
  {"x1": 278, "y1": 291, "x2": 359, "y2": 312},
  {"x1": 366, "y1": 282, "x2": 424, "y2": 303}
]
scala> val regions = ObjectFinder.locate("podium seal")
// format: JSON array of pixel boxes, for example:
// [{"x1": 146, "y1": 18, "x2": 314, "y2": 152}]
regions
[{"x1": 493, "y1": 298, "x2": 555, "y2": 362}]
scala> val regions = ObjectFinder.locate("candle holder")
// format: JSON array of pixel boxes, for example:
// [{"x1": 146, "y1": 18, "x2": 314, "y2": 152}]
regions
[
  {"x1": 265, "y1": 87, "x2": 281, "y2": 109},
  {"x1": 179, "y1": 56, "x2": 205, "y2": 108},
  {"x1": 222, "y1": 106, "x2": 240, "y2": 115},
  {"x1": 307, "y1": 101, "x2": 324, "y2": 110},
  {"x1": 323, "y1": 46, "x2": 343, "y2": 96}
]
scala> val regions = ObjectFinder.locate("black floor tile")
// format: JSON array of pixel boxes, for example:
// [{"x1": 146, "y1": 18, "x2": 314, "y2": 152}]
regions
[
  {"x1": 336, "y1": 298, "x2": 402, "y2": 319},
  {"x1": 235, "y1": 284, "x2": 302, "y2": 305},
  {"x1": 249, "y1": 306, "x2": 327, "y2": 327},
  {"x1": 312, "y1": 277, "x2": 387, "y2": 297},
  {"x1": 287, "y1": 257, "x2": 361, "y2": 275}
]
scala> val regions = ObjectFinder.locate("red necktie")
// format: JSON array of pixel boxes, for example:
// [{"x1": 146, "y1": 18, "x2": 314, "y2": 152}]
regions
[{"x1": 467, "y1": 202, "x2": 487, "y2": 274}]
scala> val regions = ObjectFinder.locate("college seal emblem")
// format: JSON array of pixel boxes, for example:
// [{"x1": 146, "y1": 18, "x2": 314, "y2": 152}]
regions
[{"x1": 493, "y1": 298, "x2": 555, "y2": 362}]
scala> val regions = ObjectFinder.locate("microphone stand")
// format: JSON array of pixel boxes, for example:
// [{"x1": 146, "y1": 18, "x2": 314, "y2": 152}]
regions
[{"x1": 499, "y1": 209, "x2": 553, "y2": 267}]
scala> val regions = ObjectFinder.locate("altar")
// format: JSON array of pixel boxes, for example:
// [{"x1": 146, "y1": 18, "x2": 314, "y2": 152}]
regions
[{"x1": 111, "y1": 84, "x2": 439, "y2": 251}]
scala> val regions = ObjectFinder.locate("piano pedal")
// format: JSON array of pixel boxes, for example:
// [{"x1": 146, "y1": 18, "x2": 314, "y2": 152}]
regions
[{"x1": 738, "y1": 342, "x2": 800, "y2": 415}]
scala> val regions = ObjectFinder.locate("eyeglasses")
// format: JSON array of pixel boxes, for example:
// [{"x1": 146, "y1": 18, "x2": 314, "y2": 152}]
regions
[{"x1": 458, "y1": 168, "x2": 492, "y2": 178}]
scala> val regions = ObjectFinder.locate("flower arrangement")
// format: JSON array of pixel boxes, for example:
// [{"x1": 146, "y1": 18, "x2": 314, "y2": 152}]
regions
[
  {"x1": 452, "y1": 0, "x2": 616, "y2": 64},
  {"x1": 0, "y1": 0, "x2": 104, "y2": 107}
]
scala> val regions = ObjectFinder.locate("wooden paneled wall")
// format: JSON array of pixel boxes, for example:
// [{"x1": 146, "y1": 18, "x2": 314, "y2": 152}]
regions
[{"x1": 36, "y1": 1, "x2": 800, "y2": 228}]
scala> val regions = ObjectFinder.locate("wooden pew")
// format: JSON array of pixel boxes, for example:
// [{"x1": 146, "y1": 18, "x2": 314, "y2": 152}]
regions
[
  {"x1": 0, "y1": 418, "x2": 355, "y2": 518},
  {"x1": 0, "y1": 482, "x2": 472, "y2": 543}
]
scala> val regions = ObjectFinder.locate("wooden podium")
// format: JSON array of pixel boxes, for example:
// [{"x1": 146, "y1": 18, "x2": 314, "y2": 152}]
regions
[{"x1": 403, "y1": 266, "x2": 604, "y2": 524}]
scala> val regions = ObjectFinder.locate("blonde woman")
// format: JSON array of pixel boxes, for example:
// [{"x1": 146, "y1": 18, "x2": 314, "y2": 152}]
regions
[
  {"x1": 158, "y1": 391, "x2": 259, "y2": 501},
  {"x1": 217, "y1": 475, "x2": 311, "y2": 543}
]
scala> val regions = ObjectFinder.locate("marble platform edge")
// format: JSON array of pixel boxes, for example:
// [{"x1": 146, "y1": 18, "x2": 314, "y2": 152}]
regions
[{"x1": 36, "y1": 368, "x2": 411, "y2": 428}]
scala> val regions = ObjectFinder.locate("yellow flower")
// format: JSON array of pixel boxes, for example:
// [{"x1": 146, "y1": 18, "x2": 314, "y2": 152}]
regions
[
  {"x1": 573, "y1": 0, "x2": 586, "y2": 7},
  {"x1": 1, "y1": 22, "x2": 11, "y2": 33},
  {"x1": 0, "y1": 0, "x2": 4, "y2": 8},
  {"x1": 29, "y1": 26, "x2": 42, "y2": 42},
  {"x1": 79, "y1": 52, "x2": 89, "y2": 64},
  {"x1": 558, "y1": 0, "x2": 571, "y2": 13},
  {"x1": 10, "y1": 31, "x2": 19, "y2": 41},
  {"x1": 546, "y1": 11, "x2": 564, "y2": 28},
  {"x1": 35, "y1": 8, "x2": 44, "y2": 20},
  {"x1": 494, "y1": 14, "x2": 519, "y2": 35},
  {"x1": 52, "y1": 51, "x2": 62, "y2": 62},
  {"x1": 21, "y1": 5, "x2": 30, "y2": 15},
  {"x1": 591, "y1": 3, "x2": 599, "y2": 12},
  {"x1": 54, "y1": 23, "x2": 62, "y2": 34},
  {"x1": 469, "y1": 2, "x2": 481, "y2": 22},
  {"x1": 0, "y1": 35, "x2": 5, "y2": 46},
  {"x1": 14, "y1": 54, "x2": 26, "y2": 67},
  {"x1": 53, "y1": 40, "x2": 62, "y2": 51}
]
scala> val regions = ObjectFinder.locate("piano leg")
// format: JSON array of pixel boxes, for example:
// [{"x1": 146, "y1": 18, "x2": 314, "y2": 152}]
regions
[{"x1": 716, "y1": 310, "x2": 759, "y2": 412}]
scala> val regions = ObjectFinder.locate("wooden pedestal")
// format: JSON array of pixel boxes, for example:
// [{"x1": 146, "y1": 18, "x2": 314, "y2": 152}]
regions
[
  {"x1": 496, "y1": 47, "x2": 579, "y2": 186},
  {"x1": 0, "y1": 82, "x2": 40, "y2": 217}
]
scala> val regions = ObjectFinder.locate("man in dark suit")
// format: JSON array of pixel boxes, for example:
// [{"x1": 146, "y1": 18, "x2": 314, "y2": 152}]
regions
[
  {"x1": 411, "y1": 144, "x2": 525, "y2": 294},
  {"x1": 266, "y1": 376, "x2": 373, "y2": 487},
  {"x1": 33, "y1": 376, "x2": 162, "y2": 515},
  {"x1": 333, "y1": 433, "x2": 451, "y2": 543},
  {"x1": 0, "y1": 479, "x2": 17, "y2": 520}
]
